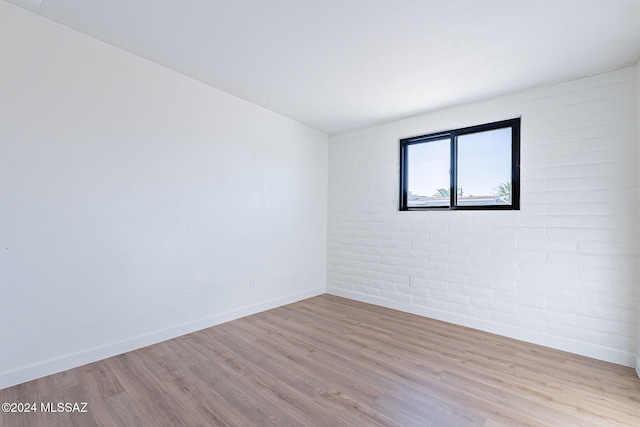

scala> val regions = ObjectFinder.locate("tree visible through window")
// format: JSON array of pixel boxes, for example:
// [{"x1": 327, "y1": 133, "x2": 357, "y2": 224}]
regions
[{"x1": 399, "y1": 118, "x2": 520, "y2": 210}]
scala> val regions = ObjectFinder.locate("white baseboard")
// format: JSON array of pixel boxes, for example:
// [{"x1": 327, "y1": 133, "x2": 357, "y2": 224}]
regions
[
  {"x1": 636, "y1": 355, "x2": 640, "y2": 378},
  {"x1": 328, "y1": 288, "x2": 636, "y2": 368},
  {"x1": 0, "y1": 287, "x2": 324, "y2": 390}
]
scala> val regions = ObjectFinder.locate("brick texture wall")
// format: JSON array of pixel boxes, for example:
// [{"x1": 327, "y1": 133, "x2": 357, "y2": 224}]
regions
[{"x1": 327, "y1": 65, "x2": 639, "y2": 367}]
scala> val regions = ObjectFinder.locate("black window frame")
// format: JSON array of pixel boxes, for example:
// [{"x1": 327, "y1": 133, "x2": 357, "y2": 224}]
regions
[{"x1": 399, "y1": 118, "x2": 520, "y2": 211}]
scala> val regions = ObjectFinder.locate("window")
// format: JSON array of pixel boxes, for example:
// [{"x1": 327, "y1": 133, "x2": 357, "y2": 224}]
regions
[{"x1": 399, "y1": 118, "x2": 520, "y2": 210}]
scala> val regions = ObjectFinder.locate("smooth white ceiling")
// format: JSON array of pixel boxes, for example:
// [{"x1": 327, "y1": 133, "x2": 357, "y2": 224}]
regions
[{"x1": 5, "y1": 0, "x2": 640, "y2": 133}]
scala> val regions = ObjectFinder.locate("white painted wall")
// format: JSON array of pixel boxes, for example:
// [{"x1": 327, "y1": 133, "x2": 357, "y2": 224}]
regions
[
  {"x1": 636, "y1": 61, "x2": 640, "y2": 376},
  {"x1": 0, "y1": 2, "x2": 328, "y2": 389},
  {"x1": 328, "y1": 65, "x2": 639, "y2": 367}
]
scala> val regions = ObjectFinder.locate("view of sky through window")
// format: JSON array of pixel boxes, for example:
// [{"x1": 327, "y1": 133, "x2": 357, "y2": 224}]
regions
[
  {"x1": 407, "y1": 138, "x2": 450, "y2": 206},
  {"x1": 406, "y1": 128, "x2": 512, "y2": 207},
  {"x1": 457, "y1": 128, "x2": 511, "y2": 205}
]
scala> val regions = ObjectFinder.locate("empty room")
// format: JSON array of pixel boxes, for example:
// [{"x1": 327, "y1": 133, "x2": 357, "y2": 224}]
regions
[{"x1": 1, "y1": 0, "x2": 640, "y2": 426}]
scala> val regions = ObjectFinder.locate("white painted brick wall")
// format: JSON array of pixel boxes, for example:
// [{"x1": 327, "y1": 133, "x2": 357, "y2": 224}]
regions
[{"x1": 328, "y1": 65, "x2": 639, "y2": 367}]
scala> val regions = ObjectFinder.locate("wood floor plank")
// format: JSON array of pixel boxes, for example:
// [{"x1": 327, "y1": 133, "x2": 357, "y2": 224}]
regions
[{"x1": 1, "y1": 294, "x2": 640, "y2": 426}]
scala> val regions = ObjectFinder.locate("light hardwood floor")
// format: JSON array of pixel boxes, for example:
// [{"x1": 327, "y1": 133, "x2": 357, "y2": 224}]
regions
[{"x1": 1, "y1": 294, "x2": 639, "y2": 426}]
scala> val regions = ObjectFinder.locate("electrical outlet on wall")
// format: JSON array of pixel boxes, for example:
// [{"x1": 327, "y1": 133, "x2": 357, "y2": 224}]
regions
[{"x1": 250, "y1": 276, "x2": 256, "y2": 289}]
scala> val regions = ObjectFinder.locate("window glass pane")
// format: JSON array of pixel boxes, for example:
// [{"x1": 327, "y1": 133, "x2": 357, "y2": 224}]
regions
[
  {"x1": 457, "y1": 128, "x2": 511, "y2": 206},
  {"x1": 406, "y1": 138, "x2": 450, "y2": 207}
]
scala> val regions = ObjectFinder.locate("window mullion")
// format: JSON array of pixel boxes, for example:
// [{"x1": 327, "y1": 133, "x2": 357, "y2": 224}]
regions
[{"x1": 450, "y1": 135, "x2": 457, "y2": 209}]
